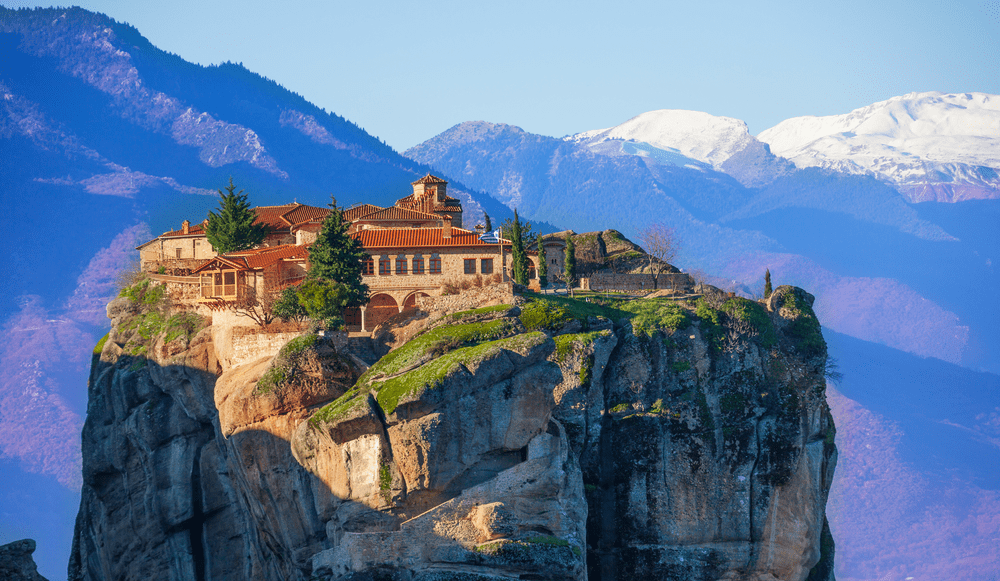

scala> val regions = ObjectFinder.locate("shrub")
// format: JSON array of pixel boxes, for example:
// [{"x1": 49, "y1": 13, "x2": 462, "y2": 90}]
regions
[
  {"x1": 519, "y1": 300, "x2": 570, "y2": 331},
  {"x1": 296, "y1": 279, "x2": 348, "y2": 330},
  {"x1": 273, "y1": 286, "x2": 307, "y2": 322}
]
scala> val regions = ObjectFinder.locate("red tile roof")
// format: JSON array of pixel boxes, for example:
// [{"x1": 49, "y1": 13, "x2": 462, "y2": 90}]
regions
[
  {"x1": 411, "y1": 174, "x2": 448, "y2": 185},
  {"x1": 155, "y1": 223, "x2": 206, "y2": 240},
  {"x1": 253, "y1": 203, "x2": 329, "y2": 229},
  {"x1": 343, "y1": 204, "x2": 383, "y2": 221},
  {"x1": 352, "y1": 228, "x2": 510, "y2": 249},
  {"x1": 355, "y1": 206, "x2": 445, "y2": 222},
  {"x1": 193, "y1": 244, "x2": 309, "y2": 272}
]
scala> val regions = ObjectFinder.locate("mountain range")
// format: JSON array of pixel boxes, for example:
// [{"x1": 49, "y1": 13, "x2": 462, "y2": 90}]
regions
[
  {"x1": 1, "y1": 5, "x2": 998, "y2": 581},
  {"x1": 405, "y1": 96, "x2": 1000, "y2": 580}
]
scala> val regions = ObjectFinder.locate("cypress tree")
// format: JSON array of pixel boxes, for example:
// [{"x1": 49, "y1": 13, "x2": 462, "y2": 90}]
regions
[
  {"x1": 307, "y1": 196, "x2": 369, "y2": 307},
  {"x1": 537, "y1": 237, "x2": 548, "y2": 289},
  {"x1": 764, "y1": 269, "x2": 773, "y2": 299},
  {"x1": 564, "y1": 233, "x2": 576, "y2": 295},
  {"x1": 510, "y1": 210, "x2": 530, "y2": 285},
  {"x1": 484, "y1": 212, "x2": 493, "y2": 232},
  {"x1": 205, "y1": 178, "x2": 268, "y2": 253}
]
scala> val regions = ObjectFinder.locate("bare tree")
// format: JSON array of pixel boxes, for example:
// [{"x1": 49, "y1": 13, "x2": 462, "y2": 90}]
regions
[
  {"x1": 638, "y1": 223, "x2": 679, "y2": 291},
  {"x1": 215, "y1": 284, "x2": 284, "y2": 327}
]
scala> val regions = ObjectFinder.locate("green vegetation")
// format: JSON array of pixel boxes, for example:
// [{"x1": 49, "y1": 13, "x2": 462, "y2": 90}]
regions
[
  {"x1": 373, "y1": 333, "x2": 546, "y2": 415},
  {"x1": 204, "y1": 177, "x2": 268, "y2": 253},
  {"x1": 256, "y1": 334, "x2": 319, "y2": 394},
  {"x1": 783, "y1": 291, "x2": 825, "y2": 357},
  {"x1": 694, "y1": 298, "x2": 724, "y2": 349},
  {"x1": 764, "y1": 268, "x2": 773, "y2": 299},
  {"x1": 537, "y1": 236, "x2": 548, "y2": 288},
  {"x1": 616, "y1": 299, "x2": 690, "y2": 337},
  {"x1": 610, "y1": 403, "x2": 630, "y2": 413},
  {"x1": 721, "y1": 297, "x2": 777, "y2": 349},
  {"x1": 564, "y1": 233, "x2": 576, "y2": 292},
  {"x1": 519, "y1": 300, "x2": 570, "y2": 331},
  {"x1": 649, "y1": 398, "x2": 667, "y2": 414},
  {"x1": 526, "y1": 535, "x2": 569, "y2": 547},
  {"x1": 310, "y1": 387, "x2": 368, "y2": 425},
  {"x1": 307, "y1": 196, "x2": 369, "y2": 307},
  {"x1": 359, "y1": 319, "x2": 518, "y2": 385},
  {"x1": 164, "y1": 312, "x2": 205, "y2": 343},
  {"x1": 552, "y1": 330, "x2": 607, "y2": 362},
  {"x1": 273, "y1": 286, "x2": 307, "y2": 322},
  {"x1": 509, "y1": 209, "x2": 531, "y2": 286},
  {"x1": 579, "y1": 354, "x2": 594, "y2": 387},
  {"x1": 296, "y1": 278, "x2": 349, "y2": 330},
  {"x1": 119, "y1": 276, "x2": 164, "y2": 305},
  {"x1": 671, "y1": 361, "x2": 691, "y2": 373},
  {"x1": 93, "y1": 332, "x2": 109, "y2": 356},
  {"x1": 720, "y1": 391, "x2": 746, "y2": 413}
]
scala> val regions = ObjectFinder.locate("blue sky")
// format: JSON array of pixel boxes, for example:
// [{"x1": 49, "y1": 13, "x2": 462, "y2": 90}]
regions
[{"x1": 4, "y1": 0, "x2": 998, "y2": 150}]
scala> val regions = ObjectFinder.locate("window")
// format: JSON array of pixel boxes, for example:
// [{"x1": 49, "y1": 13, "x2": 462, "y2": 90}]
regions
[
  {"x1": 412, "y1": 254, "x2": 425, "y2": 274},
  {"x1": 464, "y1": 258, "x2": 477, "y2": 274},
  {"x1": 175, "y1": 248, "x2": 182, "y2": 259},
  {"x1": 379, "y1": 255, "x2": 391, "y2": 275},
  {"x1": 528, "y1": 265, "x2": 536, "y2": 279},
  {"x1": 551, "y1": 258, "x2": 557, "y2": 264},
  {"x1": 396, "y1": 254, "x2": 408, "y2": 275},
  {"x1": 362, "y1": 255, "x2": 374, "y2": 275},
  {"x1": 429, "y1": 254, "x2": 442, "y2": 274},
  {"x1": 481, "y1": 258, "x2": 493, "y2": 274}
]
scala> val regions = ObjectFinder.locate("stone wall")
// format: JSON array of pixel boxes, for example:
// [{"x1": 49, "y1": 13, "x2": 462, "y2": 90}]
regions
[
  {"x1": 363, "y1": 246, "x2": 511, "y2": 293},
  {"x1": 228, "y1": 331, "x2": 303, "y2": 369},
  {"x1": 581, "y1": 272, "x2": 694, "y2": 292},
  {"x1": 415, "y1": 282, "x2": 517, "y2": 314}
]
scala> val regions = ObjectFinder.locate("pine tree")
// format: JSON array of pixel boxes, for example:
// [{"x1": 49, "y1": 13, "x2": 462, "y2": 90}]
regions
[
  {"x1": 510, "y1": 209, "x2": 530, "y2": 285},
  {"x1": 205, "y1": 178, "x2": 268, "y2": 253},
  {"x1": 537, "y1": 236, "x2": 548, "y2": 289},
  {"x1": 564, "y1": 233, "x2": 576, "y2": 296},
  {"x1": 764, "y1": 269, "x2": 773, "y2": 299},
  {"x1": 306, "y1": 196, "x2": 369, "y2": 307}
]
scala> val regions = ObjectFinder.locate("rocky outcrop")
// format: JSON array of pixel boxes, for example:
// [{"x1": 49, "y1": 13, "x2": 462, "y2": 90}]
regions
[
  {"x1": 72, "y1": 281, "x2": 835, "y2": 581},
  {"x1": 0, "y1": 540, "x2": 48, "y2": 581}
]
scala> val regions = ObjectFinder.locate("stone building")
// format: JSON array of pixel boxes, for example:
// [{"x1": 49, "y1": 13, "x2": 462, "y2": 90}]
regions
[{"x1": 143, "y1": 175, "x2": 517, "y2": 333}]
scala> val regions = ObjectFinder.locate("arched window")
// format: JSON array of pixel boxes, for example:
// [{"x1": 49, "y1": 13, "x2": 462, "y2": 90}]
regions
[
  {"x1": 379, "y1": 255, "x2": 391, "y2": 275},
  {"x1": 396, "y1": 254, "x2": 408, "y2": 275},
  {"x1": 412, "y1": 253, "x2": 425, "y2": 274}
]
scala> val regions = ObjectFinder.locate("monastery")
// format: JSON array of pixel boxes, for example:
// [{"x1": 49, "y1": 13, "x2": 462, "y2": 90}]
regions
[{"x1": 137, "y1": 175, "x2": 527, "y2": 331}]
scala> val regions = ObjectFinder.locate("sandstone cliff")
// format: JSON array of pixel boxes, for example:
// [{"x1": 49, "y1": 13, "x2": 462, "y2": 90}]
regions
[{"x1": 72, "y1": 281, "x2": 836, "y2": 581}]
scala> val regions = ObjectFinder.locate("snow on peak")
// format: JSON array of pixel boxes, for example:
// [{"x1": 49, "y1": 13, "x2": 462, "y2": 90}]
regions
[
  {"x1": 568, "y1": 109, "x2": 755, "y2": 168},
  {"x1": 757, "y1": 92, "x2": 1000, "y2": 192}
]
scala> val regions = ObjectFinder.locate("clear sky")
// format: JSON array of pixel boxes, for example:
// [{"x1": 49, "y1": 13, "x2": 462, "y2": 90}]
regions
[{"x1": 4, "y1": 0, "x2": 999, "y2": 155}]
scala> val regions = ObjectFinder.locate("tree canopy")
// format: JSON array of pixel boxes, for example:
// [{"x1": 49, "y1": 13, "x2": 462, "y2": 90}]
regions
[
  {"x1": 307, "y1": 196, "x2": 369, "y2": 307},
  {"x1": 509, "y1": 209, "x2": 531, "y2": 286},
  {"x1": 537, "y1": 237, "x2": 548, "y2": 288},
  {"x1": 205, "y1": 178, "x2": 268, "y2": 253},
  {"x1": 564, "y1": 233, "x2": 576, "y2": 295}
]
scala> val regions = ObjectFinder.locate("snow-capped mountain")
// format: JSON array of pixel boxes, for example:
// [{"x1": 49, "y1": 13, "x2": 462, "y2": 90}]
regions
[
  {"x1": 567, "y1": 109, "x2": 755, "y2": 169},
  {"x1": 758, "y1": 92, "x2": 1000, "y2": 202}
]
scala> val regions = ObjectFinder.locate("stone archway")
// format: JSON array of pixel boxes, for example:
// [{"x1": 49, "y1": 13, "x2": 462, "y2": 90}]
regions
[
  {"x1": 367, "y1": 293, "x2": 400, "y2": 329},
  {"x1": 401, "y1": 292, "x2": 430, "y2": 312}
]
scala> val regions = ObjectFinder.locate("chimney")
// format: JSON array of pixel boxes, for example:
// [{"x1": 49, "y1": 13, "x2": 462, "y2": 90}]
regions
[
  {"x1": 442, "y1": 215, "x2": 452, "y2": 239},
  {"x1": 475, "y1": 224, "x2": 485, "y2": 235},
  {"x1": 182, "y1": 220, "x2": 190, "y2": 234}
]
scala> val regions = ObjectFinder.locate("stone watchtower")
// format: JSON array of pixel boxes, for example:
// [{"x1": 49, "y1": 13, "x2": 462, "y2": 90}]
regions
[{"x1": 403, "y1": 174, "x2": 463, "y2": 229}]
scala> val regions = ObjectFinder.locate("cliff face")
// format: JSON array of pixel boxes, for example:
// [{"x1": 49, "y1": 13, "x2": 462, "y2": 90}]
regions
[{"x1": 72, "y1": 283, "x2": 835, "y2": 581}]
